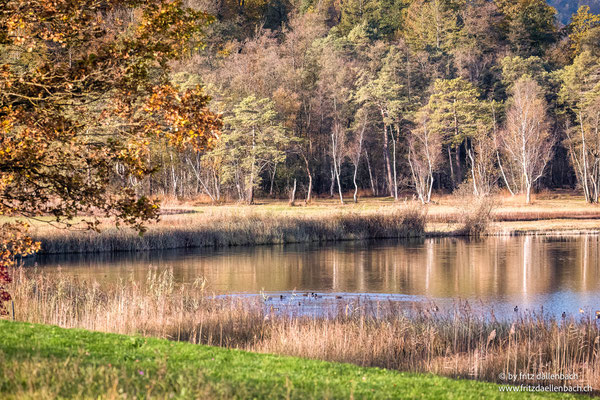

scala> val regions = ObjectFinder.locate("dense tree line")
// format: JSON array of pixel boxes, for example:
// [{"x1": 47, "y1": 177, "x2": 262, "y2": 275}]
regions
[
  {"x1": 8, "y1": 0, "x2": 598, "y2": 205},
  {"x1": 135, "y1": 0, "x2": 598, "y2": 204}
]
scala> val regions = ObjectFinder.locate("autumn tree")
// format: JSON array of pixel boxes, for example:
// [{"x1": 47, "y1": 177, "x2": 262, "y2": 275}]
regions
[
  {"x1": 408, "y1": 107, "x2": 443, "y2": 203},
  {"x1": 559, "y1": 51, "x2": 600, "y2": 203},
  {"x1": 0, "y1": 0, "x2": 221, "y2": 313},
  {"x1": 468, "y1": 113, "x2": 499, "y2": 197},
  {"x1": 500, "y1": 78, "x2": 553, "y2": 204},
  {"x1": 569, "y1": 6, "x2": 600, "y2": 57}
]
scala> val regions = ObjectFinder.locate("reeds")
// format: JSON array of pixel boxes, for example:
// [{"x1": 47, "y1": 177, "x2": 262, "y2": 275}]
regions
[
  {"x1": 32, "y1": 206, "x2": 426, "y2": 254},
  {"x1": 7, "y1": 267, "x2": 600, "y2": 391}
]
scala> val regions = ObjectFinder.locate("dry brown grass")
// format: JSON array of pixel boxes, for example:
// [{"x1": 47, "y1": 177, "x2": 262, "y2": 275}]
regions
[
  {"x1": 11, "y1": 193, "x2": 600, "y2": 254},
  {"x1": 30, "y1": 205, "x2": 426, "y2": 254},
  {"x1": 7, "y1": 267, "x2": 600, "y2": 390}
]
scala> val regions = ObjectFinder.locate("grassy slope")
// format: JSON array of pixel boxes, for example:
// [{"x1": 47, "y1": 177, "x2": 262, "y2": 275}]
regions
[{"x1": 0, "y1": 321, "x2": 583, "y2": 399}]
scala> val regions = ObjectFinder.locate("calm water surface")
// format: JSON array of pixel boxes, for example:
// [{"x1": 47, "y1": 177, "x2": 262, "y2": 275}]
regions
[{"x1": 30, "y1": 235, "x2": 600, "y2": 317}]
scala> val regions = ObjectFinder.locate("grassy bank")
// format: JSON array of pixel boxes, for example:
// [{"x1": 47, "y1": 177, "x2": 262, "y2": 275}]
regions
[
  {"x1": 1, "y1": 321, "x2": 579, "y2": 399},
  {"x1": 8, "y1": 268, "x2": 600, "y2": 392},
  {"x1": 21, "y1": 194, "x2": 600, "y2": 254}
]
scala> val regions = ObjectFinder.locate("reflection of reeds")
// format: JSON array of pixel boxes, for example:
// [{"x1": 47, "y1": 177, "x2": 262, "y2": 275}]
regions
[
  {"x1": 8, "y1": 267, "x2": 600, "y2": 390},
  {"x1": 33, "y1": 206, "x2": 426, "y2": 254}
]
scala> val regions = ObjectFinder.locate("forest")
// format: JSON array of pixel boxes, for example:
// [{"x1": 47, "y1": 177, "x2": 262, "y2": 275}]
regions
[
  {"x1": 3, "y1": 0, "x2": 600, "y2": 208},
  {"x1": 162, "y1": 0, "x2": 600, "y2": 205}
]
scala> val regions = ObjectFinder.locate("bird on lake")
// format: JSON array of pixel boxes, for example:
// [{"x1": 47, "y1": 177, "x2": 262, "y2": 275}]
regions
[
  {"x1": 596, "y1": 311, "x2": 600, "y2": 319},
  {"x1": 580, "y1": 308, "x2": 585, "y2": 314},
  {"x1": 336, "y1": 295, "x2": 342, "y2": 299},
  {"x1": 562, "y1": 312, "x2": 567, "y2": 319},
  {"x1": 280, "y1": 295, "x2": 285, "y2": 301},
  {"x1": 514, "y1": 306, "x2": 519, "y2": 313}
]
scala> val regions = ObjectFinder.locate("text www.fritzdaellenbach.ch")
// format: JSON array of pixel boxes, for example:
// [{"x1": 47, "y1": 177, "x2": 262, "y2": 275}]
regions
[{"x1": 498, "y1": 372, "x2": 592, "y2": 393}]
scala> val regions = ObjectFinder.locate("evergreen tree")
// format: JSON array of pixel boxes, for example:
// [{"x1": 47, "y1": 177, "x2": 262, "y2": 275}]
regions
[
  {"x1": 569, "y1": 5, "x2": 600, "y2": 57},
  {"x1": 216, "y1": 96, "x2": 290, "y2": 204},
  {"x1": 495, "y1": 0, "x2": 557, "y2": 56},
  {"x1": 427, "y1": 77, "x2": 483, "y2": 188}
]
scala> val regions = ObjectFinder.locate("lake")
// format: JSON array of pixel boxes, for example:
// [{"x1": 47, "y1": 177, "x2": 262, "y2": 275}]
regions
[{"x1": 29, "y1": 235, "x2": 600, "y2": 318}]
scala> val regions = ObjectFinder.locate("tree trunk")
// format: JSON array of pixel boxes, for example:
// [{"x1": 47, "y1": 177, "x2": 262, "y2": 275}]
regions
[
  {"x1": 391, "y1": 125, "x2": 399, "y2": 201},
  {"x1": 331, "y1": 129, "x2": 344, "y2": 205},
  {"x1": 382, "y1": 122, "x2": 394, "y2": 198},
  {"x1": 289, "y1": 178, "x2": 297, "y2": 206},
  {"x1": 497, "y1": 150, "x2": 515, "y2": 196},
  {"x1": 364, "y1": 149, "x2": 376, "y2": 196},
  {"x1": 467, "y1": 147, "x2": 479, "y2": 196},
  {"x1": 248, "y1": 127, "x2": 256, "y2": 205},
  {"x1": 447, "y1": 145, "x2": 455, "y2": 188},
  {"x1": 329, "y1": 167, "x2": 335, "y2": 197},
  {"x1": 452, "y1": 101, "x2": 462, "y2": 186},
  {"x1": 302, "y1": 154, "x2": 313, "y2": 203},
  {"x1": 269, "y1": 163, "x2": 277, "y2": 197}
]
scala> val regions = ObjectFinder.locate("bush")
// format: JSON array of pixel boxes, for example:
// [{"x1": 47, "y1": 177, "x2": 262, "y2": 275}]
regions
[{"x1": 453, "y1": 183, "x2": 496, "y2": 236}]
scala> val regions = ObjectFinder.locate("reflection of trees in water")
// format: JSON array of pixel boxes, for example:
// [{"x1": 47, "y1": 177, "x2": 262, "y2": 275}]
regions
[{"x1": 31, "y1": 237, "x2": 600, "y2": 299}]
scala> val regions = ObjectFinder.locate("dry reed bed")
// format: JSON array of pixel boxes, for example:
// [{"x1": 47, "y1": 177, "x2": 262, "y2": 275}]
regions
[
  {"x1": 8, "y1": 267, "x2": 600, "y2": 391},
  {"x1": 428, "y1": 209, "x2": 600, "y2": 223},
  {"x1": 31, "y1": 207, "x2": 426, "y2": 254}
]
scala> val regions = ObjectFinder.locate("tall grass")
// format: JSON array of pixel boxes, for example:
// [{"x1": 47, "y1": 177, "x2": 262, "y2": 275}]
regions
[
  {"x1": 456, "y1": 196, "x2": 497, "y2": 236},
  {"x1": 8, "y1": 267, "x2": 600, "y2": 391},
  {"x1": 32, "y1": 206, "x2": 426, "y2": 254}
]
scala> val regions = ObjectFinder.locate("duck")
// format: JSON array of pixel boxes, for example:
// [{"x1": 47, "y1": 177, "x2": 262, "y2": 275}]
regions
[
  {"x1": 562, "y1": 312, "x2": 567, "y2": 319},
  {"x1": 514, "y1": 306, "x2": 519, "y2": 313}
]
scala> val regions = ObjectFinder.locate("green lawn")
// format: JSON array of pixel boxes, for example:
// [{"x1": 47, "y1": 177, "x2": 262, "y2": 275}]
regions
[{"x1": 0, "y1": 321, "x2": 585, "y2": 399}]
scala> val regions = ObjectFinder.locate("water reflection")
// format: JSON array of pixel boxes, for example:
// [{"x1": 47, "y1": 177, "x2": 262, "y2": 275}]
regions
[{"x1": 30, "y1": 235, "x2": 600, "y2": 315}]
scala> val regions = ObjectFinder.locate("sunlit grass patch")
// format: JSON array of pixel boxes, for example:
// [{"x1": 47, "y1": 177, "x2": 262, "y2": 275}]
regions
[{"x1": 0, "y1": 320, "x2": 583, "y2": 399}]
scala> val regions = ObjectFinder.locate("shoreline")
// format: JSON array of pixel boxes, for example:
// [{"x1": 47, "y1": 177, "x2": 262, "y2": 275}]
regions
[
  {"x1": 18, "y1": 195, "x2": 600, "y2": 255},
  {"x1": 30, "y1": 218, "x2": 600, "y2": 255}
]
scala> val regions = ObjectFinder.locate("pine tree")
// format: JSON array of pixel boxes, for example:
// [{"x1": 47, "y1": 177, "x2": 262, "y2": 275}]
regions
[
  {"x1": 216, "y1": 96, "x2": 290, "y2": 204},
  {"x1": 427, "y1": 77, "x2": 482, "y2": 188}
]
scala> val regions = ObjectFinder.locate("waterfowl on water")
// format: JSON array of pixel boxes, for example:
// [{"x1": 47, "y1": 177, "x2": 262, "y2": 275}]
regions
[
  {"x1": 580, "y1": 308, "x2": 585, "y2": 314},
  {"x1": 596, "y1": 311, "x2": 600, "y2": 319},
  {"x1": 514, "y1": 306, "x2": 519, "y2": 313},
  {"x1": 336, "y1": 296, "x2": 342, "y2": 299},
  {"x1": 562, "y1": 312, "x2": 567, "y2": 319}
]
